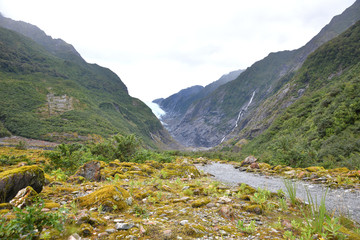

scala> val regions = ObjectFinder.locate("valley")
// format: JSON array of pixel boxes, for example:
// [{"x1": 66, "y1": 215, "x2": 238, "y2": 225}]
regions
[{"x1": 0, "y1": 1, "x2": 360, "y2": 239}]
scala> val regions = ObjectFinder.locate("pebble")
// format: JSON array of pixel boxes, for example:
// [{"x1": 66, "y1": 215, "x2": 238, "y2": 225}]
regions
[
  {"x1": 115, "y1": 223, "x2": 135, "y2": 230},
  {"x1": 114, "y1": 219, "x2": 125, "y2": 223},
  {"x1": 163, "y1": 229, "x2": 172, "y2": 238},
  {"x1": 98, "y1": 232, "x2": 109, "y2": 238},
  {"x1": 105, "y1": 228, "x2": 116, "y2": 233},
  {"x1": 179, "y1": 220, "x2": 189, "y2": 226}
]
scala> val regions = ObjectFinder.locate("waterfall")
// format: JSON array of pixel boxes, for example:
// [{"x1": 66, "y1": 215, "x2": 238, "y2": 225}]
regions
[{"x1": 220, "y1": 91, "x2": 255, "y2": 143}]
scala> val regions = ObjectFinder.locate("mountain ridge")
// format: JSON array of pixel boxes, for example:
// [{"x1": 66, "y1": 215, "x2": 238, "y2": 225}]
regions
[
  {"x1": 234, "y1": 21, "x2": 360, "y2": 168},
  {"x1": 164, "y1": 0, "x2": 360, "y2": 148},
  {"x1": 0, "y1": 14, "x2": 177, "y2": 148}
]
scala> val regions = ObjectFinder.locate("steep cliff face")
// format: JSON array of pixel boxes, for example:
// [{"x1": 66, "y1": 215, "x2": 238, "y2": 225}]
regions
[{"x1": 166, "y1": 0, "x2": 360, "y2": 148}]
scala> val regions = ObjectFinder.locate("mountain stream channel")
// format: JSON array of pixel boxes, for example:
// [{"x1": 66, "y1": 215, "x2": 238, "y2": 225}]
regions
[{"x1": 196, "y1": 162, "x2": 360, "y2": 223}]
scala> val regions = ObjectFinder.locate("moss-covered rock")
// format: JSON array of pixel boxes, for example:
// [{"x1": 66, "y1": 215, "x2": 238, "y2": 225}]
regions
[
  {"x1": 243, "y1": 204, "x2": 263, "y2": 214},
  {"x1": 258, "y1": 162, "x2": 271, "y2": 170},
  {"x1": 76, "y1": 185, "x2": 130, "y2": 212},
  {"x1": 79, "y1": 223, "x2": 93, "y2": 237},
  {"x1": 160, "y1": 163, "x2": 200, "y2": 179},
  {"x1": 0, "y1": 165, "x2": 45, "y2": 202},
  {"x1": 306, "y1": 166, "x2": 325, "y2": 172},
  {"x1": 191, "y1": 197, "x2": 211, "y2": 208}
]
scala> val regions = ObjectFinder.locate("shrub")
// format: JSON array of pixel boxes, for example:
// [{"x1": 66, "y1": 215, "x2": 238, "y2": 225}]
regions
[
  {"x1": 90, "y1": 134, "x2": 141, "y2": 162},
  {"x1": 0, "y1": 198, "x2": 65, "y2": 239}
]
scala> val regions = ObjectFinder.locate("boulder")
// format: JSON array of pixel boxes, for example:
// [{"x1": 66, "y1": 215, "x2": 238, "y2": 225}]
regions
[
  {"x1": 76, "y1": 185, "x2": 130, "y2": 212},
  {"x1": 241, "y1": 156, "x2": 257, "y2": 166},
  {"x1": 10, "y1": 186, "x2": 38, "y2": 208},
  {"x1": 73, "y1": 160, "x2": 106, "y2": 182},
  {"x1": 0, "y1": 165, "x2": 45, "y2": 203},
  {"x1": 250, "y1": 162, "x2": 259, "y2": 169}
]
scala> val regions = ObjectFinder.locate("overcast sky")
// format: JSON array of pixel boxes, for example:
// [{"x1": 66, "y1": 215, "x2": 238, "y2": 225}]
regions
[{"x1": 0, "y1": 0, "x2": 356, "y2": 102}]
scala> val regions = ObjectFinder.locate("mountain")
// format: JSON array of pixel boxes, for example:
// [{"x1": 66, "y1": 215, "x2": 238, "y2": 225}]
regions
[
  {"x1": 0, "y1": 14, "x2": 176, "y2": 148},
  {"x1": 0, "y1": 13, "x2": 85, "y2": 64},
  {"x1": 237, "y1": 20, "x2": 360, "y2": 169},
  {"x1": 153, "y1": 69, "x2": 243, "y2": 142},
  {"x1": 164, "y1": 0, "x2": 360, "y2": 148}
]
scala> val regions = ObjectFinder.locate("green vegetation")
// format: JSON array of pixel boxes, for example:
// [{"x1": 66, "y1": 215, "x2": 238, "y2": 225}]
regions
[
  {"x1": 0, "y1": 198, "x2": 65, "y2": 239},
  {"x1": 44, "y1": 134, "x2": 175, "y2": 174},
  {"x1": 0, "y1": 26, "x2": 168, "y2": 148},
  {"x1": 238, "y1": 21, "x2": 360, "y2": 169},
  {"x1": 283, "y1": 179, "x2": 297, "y2": 205}
]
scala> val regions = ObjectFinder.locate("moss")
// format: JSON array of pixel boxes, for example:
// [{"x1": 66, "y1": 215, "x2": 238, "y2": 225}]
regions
[
  {"x1": 273, "y1": 165, "x2": 286, "y2": 172},
  {"x1": 44, "y1": 201, "x2": 60, "y2": 209},
  {"x1": 306, "y1": 166, "x2": 325, "y2": 172},
  {"x1": 330, "y1": 167, "x2": 350, "y2": 173},
  {"x1": 243, "y1": 204, "x2": 263, "y2": 214},
  {"x1": 137, "y1": 164, "x2": 156, "y2": 175},
  {"x1": 145, "y1": 160, "x2": 164, "y2": 169},
  {"x1": 0, "y1": 165, "x2": 45, "y2": 202},
  {"x1": 0, "y1": 165, "x2": 42, "y2": 179},
  {"x1": 0, "y1": 209, "x2": 10, "y2": 215},
  {"x1": 238, "y1": 194, "x2": 251, "y2": 201},
  {"x1": 258, "y1": 162, "x2": 271, "y2": 169},
  {"x1": 0, "y1": 202, "x2": 12, "y2": 210},
  {"x1": 79, "y1": 223, "x2": 93, "y2": 237},
  {"x1": 191, "y1": 197, "x2": 211, "y2": 208},
  {"x1": 182, "y1": 224, "x2": 206, "y2": 238},
  {"x1": 237, "y1": 184, "x2": 256, "y2": 195},
  {"x1": 159, "y1": 164, "x2": 200, "y2": 179},
  {"x1": 108, "y1": 159, "x2": 121, "y2": 168},
  {"x1": 76, "y1": 185, "x2": 130, "y2": 212},
  {"x1": 339, "y1": 226, "x2": 360, "y2": 240}
]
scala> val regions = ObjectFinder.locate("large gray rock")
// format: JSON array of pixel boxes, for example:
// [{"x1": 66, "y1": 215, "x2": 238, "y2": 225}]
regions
[
  {"x1": 73, "y1": 160, "x2": 105, "y2": 182},
  {"x1": 0, "y1": 165, "x2": 45, "y2": 202}
]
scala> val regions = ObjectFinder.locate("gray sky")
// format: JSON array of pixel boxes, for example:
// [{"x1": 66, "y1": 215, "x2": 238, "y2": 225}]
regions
[{"x1": 0, "y1": 0, "x2": 356, "y2": 102}]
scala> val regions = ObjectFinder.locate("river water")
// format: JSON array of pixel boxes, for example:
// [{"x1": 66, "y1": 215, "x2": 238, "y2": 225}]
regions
[{"x1": 197, "y1": 162, "x2": 360, "y2": 223}]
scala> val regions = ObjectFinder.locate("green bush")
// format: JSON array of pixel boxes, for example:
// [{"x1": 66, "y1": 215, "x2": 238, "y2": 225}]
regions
[
  {"x1": 0, "y1": 198, "x2": 65, "y2": 239},
  {"x1": 44, "y1": 143, "x2": 92, "y2": 174},
  {"x1": 90, "y1": 134, "x2": 141, "y2": 162}
]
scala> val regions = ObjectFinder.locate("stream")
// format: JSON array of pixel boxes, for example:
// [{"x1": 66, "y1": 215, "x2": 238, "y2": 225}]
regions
[{"x1": 196, "y1": 162, "x2": 360, "y2": 223}]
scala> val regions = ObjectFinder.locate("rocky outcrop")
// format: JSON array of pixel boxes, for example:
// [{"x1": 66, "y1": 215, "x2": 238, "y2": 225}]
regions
[{"x1": 0, "y1": 165, "x2": 45, "y2": 202}]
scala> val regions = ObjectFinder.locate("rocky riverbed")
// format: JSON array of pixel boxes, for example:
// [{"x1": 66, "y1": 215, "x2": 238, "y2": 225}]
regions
[
  {"x1": 0, "y1": 147, "x2": 359, "y2": 239},
  {"x1": 197, "y1": 162, "x2": 360, "y2": 223}
]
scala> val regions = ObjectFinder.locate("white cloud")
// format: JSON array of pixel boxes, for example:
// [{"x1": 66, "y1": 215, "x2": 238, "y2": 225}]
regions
[{"x1": 0, "y1": 0, "x2": 356, "y2": 101}]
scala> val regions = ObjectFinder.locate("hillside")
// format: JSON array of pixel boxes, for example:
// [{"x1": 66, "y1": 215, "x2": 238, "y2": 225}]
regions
[
  {"x1": 235, "y1": 20, "x2": 360, "y2": 169},
  {"x1": 0, "y1": 19, "x2": 175, "y2": 148},
  {"x1": 164, "y1": 0, "x2": 360, "y2": 148}
]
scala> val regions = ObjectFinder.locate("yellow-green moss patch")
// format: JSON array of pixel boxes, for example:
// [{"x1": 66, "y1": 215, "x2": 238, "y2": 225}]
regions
[
  {"x1": 76, "y1": 185, "x2": 130, "y2": 212},
  {"x1": 191, "y1": 197, "x2": 211, "y2": 208}
]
